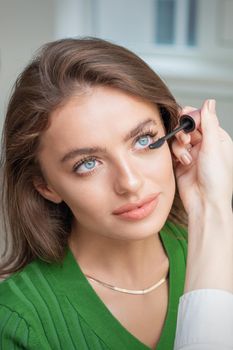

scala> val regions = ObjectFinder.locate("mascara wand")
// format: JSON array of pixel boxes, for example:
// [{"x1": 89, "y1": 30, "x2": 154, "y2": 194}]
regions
[{"x1": 149, "y1": 114, "x2": 196, "y2": 149}]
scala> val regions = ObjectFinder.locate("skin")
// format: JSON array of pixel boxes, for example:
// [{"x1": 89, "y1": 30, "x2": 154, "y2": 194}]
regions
[
  {"x1": 174, "y1": 101, "x2": 233, "y2": 293},
  {"x1": 35, "y1": 86, "x2": 176, "y2": 286},
  {"x1": 34, "y1": 87, "x2": 233, "y2": 347}
]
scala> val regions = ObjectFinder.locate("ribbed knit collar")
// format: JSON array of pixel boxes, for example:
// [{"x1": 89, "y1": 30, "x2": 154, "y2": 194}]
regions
[{"x1": 48, "y1": 220, "x2": 187, "y2": 350}]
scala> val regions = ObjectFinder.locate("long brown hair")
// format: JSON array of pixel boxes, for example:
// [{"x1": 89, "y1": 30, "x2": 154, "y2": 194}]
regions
[{"x1": 0, "y1": 37, "x2": 187, "y2": 278}]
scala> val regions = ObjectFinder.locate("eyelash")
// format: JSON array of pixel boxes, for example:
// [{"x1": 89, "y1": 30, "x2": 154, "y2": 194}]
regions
[
  {"x1": 73, "y1": 128, "x2": 159, "y2": 176},
  {"x1": 135, "y1": 129, "x2": 158, "y2": 149}
]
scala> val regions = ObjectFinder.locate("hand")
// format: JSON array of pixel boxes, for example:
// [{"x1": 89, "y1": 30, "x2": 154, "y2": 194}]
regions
[
  {"x1": 172, "y1": 100, "x2": 233, "y2": 292},
  {"x1": 171, "y1": 99, "x2": 233, "y2": 215}
]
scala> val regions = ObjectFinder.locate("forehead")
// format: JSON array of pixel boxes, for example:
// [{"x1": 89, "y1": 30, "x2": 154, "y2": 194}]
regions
[{"x1": 40, "y1": 87, "x2": 162, "y2": 152}]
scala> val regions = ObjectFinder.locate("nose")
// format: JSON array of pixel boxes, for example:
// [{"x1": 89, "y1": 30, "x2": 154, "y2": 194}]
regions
[{"x1": 112, "y1": 156, "x2": 143, "y2": 195}]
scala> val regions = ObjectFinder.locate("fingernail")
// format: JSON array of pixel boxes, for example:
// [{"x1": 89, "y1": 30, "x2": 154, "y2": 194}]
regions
[
  {"x1": 180, "y1": 152, "x2": 192, "y2": 165},
  {"x1": 208, "y1": 99, "x2": 216, "y2": 113},
  {"x1": 179, "y1": 132, "x2": 190, "y2": 144}
]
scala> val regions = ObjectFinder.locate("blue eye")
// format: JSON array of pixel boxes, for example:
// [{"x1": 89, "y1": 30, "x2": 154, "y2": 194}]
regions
[
  {"x1": 138, "y1": 136, "x2": 150, "y2": 146},
  {"x1": 135, "y1": 134, "x2": 154, "y2": 149},
  {"x1": 84, "y1": 160, "x2": 96, "y2": 169},
  {"x1": 73, "y1": 158, "x2": 98, "y2": 174}
]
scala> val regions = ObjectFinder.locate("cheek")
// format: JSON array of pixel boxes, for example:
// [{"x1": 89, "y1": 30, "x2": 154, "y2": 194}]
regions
[
  {"x1": 149, "y1": 147, "x2": 176, "y2": 209},
  {"x1": 56, "y1": 175, "x2": 106, "y2": 219},
  {"x1": 145, "y1": 146, "x2": 175, "y2": 181},
  {"x1": 147, "y1": 147, "x2": 176, "y2": 200}
]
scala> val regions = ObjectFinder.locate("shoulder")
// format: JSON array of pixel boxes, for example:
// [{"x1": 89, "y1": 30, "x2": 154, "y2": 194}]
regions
[
  {"x1": 0, "y1": 255, "x2": 64, "y2": 320},
  {"x1": 0, "y1": 257, "x2": 57, "y2": 310},
  {"x1": 0, "y1": 258, "x2": 55, "y2": 319},
  {"x1": 0, "y1": 260, "x2": 42, "y2": 348},
  {"x1": 0, "y1": 257, "x2": 65, "y2": 348}
]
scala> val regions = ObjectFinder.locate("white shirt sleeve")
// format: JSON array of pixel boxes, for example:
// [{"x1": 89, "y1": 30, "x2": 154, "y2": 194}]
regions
[{"x1": 174, "y1": 289, "x2": 233, "y2": 350}]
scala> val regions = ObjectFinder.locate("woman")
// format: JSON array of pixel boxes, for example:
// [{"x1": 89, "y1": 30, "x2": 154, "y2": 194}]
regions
[{"x1": 0, "y1": 38, "x2": 232, "y2": 350}]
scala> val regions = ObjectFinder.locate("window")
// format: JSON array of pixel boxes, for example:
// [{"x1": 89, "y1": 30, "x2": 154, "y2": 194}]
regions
[
  {"x1": 85, "y1": 0, "x2": 198, "y2": 49},
  {"x1": 155, "y1": 0, "x2": 197, "y2": 46},
  {"x1": 155, "y1": 0, "x2": 176, "y2": 45}
]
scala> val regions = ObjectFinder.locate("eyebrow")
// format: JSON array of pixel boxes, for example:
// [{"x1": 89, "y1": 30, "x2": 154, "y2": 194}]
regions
[{"x1": 60, "y1": 118, "x2": 157, "y2": 163}]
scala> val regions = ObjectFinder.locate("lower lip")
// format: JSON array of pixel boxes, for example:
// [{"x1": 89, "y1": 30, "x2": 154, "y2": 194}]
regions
[{"x1": 114, "y1": 196, "x2": 160, "y2": 221}]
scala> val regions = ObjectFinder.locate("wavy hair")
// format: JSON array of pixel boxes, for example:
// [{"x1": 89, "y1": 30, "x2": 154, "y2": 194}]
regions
[{"x1": 0, "y1": 37, "x2": 187, "y2": 278}]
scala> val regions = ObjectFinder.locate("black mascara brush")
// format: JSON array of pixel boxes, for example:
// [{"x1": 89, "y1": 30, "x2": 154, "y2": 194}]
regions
[{"x1": 149, "y1": 114, "x2": 196, "y2": 149}]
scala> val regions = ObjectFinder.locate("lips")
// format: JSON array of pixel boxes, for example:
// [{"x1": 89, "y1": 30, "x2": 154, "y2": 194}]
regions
[{"x1": 112, "y1": 193, "x2": 160, "y2": 215}]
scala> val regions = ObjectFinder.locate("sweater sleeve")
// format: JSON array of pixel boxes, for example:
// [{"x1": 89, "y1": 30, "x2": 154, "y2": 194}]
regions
[
  {"x1": 173, "y1": 289, "x2": 233, "y2": 350},
  {"x1": 0, "y1": 304, "x2": 30, "y2": 349}
]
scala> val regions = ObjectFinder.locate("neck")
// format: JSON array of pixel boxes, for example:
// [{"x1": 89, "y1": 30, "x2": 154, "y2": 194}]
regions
[{"x1": 68, "y1": 225, "x2": 169, "y2": 289}]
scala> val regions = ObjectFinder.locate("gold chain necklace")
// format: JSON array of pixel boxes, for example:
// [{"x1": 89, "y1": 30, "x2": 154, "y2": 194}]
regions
[{"x1": 84, "y1": 273, "x2": 168, "y2": 295}]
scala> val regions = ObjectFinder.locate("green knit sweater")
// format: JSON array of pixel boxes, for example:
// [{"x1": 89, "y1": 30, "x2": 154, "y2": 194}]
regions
[{"x1": 0, "y1": 221, "x2": 187, "y2": 350}]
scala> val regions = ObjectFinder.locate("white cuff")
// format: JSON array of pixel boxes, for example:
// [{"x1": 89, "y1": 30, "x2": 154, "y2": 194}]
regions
[{"x1": 174, "y1": 289, "x2": 233, "y2": 350}]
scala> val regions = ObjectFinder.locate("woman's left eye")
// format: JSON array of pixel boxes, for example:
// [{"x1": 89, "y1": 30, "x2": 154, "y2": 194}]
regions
[{"x1": 134, "y1": 132, "x2": 157, "y2": 150}]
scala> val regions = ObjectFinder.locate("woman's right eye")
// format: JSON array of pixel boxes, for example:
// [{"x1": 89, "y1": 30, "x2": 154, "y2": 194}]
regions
[{"x1": 73, "y1": 158, "x2": 100, "y2": 175}]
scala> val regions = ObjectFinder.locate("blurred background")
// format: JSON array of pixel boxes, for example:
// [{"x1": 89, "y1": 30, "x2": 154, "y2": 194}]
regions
[
  {"x1": 0, "y1": 0, "x2": 233, "y2": 258},
  {"x1": 0, "y1": 0, "x2": 233, "y2": 136}
]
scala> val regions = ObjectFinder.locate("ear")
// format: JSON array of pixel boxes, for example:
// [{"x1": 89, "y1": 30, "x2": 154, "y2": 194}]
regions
[{"x1": 33, "y1": 177, "x2": 62, "y2": 204}]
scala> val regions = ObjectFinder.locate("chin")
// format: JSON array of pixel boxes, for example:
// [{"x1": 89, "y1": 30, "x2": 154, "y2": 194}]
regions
[{"x1": 111, "y1": 205, "x2": 170, "y2": 241}]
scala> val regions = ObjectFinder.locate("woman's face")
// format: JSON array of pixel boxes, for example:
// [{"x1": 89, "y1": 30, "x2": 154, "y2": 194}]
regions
[{"x1": 36, "y1": 86, "x2": 176, "y2": 241}]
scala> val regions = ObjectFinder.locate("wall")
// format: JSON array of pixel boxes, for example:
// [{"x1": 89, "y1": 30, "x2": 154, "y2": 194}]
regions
[
  {"x1": 0, "y1": 0, "x2": 56, "y2": 131},
  {"x1": 0, "y1": 0, "x2": 56, "y2": 255}
]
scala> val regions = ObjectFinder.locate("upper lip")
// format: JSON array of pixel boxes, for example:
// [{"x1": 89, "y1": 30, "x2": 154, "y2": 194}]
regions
[{"x1": 112, "y1": 193, "x2": 160, "y2": 215}]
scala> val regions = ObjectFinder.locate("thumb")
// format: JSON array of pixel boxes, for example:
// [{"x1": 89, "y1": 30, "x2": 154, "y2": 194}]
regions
[{"x1": 200, "y1": 99, "x2": 220, "y2": 148}]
